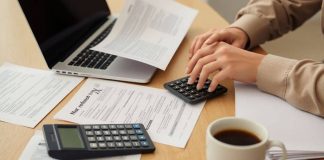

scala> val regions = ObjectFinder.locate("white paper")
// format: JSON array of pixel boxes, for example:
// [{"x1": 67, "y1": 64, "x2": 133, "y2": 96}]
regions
[
  {"x1": 0, "y1": 63, "x2": 83, "y2": 128},
  {"x1": 19, "y1": 130, "x2": 140, "y2": 160},
  {"x1": 235, "y1": 82, "x2": 324, "y2": 152},
  {"x1": 92, "y1": 0, "x2": 197, "y2": 70},
  {"x1": 55, "y1": 78, "x2": 205, "y2": 148}
]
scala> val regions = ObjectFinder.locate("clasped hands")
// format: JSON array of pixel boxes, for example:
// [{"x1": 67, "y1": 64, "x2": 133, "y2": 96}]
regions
[{"x1": 186, "y1": 27, "x2": 265, "y2": 92}]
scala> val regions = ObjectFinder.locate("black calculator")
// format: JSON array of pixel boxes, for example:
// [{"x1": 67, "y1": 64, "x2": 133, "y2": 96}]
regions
[
  {"x1": 43, "y1": 123, "x2": 155, "y2": 160},
  {"x1": 164, "y1": 76, "x2": 227, "y2": 104}
]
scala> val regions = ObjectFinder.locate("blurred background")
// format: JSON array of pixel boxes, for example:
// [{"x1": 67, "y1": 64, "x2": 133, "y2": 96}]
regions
[{"x1": 204, "y1": 0, "x2": 323, "y2": 61}]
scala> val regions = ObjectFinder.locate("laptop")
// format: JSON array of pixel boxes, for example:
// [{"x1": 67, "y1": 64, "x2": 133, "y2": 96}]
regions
[{"x1": 18, "y1": 0, "x2": 157, "y2": 83}]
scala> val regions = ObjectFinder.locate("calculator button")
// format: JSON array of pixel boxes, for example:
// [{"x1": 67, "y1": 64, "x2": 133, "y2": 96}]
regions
[
  {"x1": 107, "y1": 142, "x2": 115, "y2": 148},
  {"x1": 138, "y1": 135, "x2": 146, "y2": 140},
  {"x1": 105, "y1": 136, "x2": 113, "y2": 141},
  {"x1": 168, "y1": 83, "x2": 175, "y2": 87},
  {"x1": 95, "y1": 131, "x2": 102, "y2": 136},
  {"x1": 203, "y1": 85, "x2": 209, "y2": 90},
  {"x1": 116, "y1": 124, "x2": 124, "y2": 129},
  {"x1": 124, "y1": 142, "x2": 132, "y2": 148},
  {"x1": 140, "y1": 141, "x2": 149, "y2": 147},
  {"x1": 132, "y1": 141, "x2": 140, "y2": 147},
  {"x1": 125, "y1": 124, "x2": 133, "y2": 129},
  {"x1": 88, "y1": 137, "x2": 96, "y2": 142},
  {"x1": 173, "y1": 86, "x2": 180, "y2": 90},
  {"x1": 184, "y1": 86, "x2": 192, "y2": 91},
  {"x1": 103, "y1": 130, "x2": 111, "y2": 135},
  {"x1": 135, "y1": 129, "x2": 143, "y2": 134},
  {"x1": 190, "y1": 90, "x2": 197, "y2": 94},
  {"x1": 85, "y1": 131, "x2": 94, "y2": 136},
  {"x1": 183, "y1": 92, "x2": 190, "y2": 96},
  {"x1": 179, "y1": 83, "x2": 186, "y2": 88},
  {"x1": 100, "y1": 125, "x2": 109, "y2": 129},
  {"x1": 98, "y1": 142, "x2": 107, "y2": 148},
  {"x1": 132, "y1": 124, "x2": 141, "y2": 129},
  {"x1": 113, "y1": 136, "x2": 121, "y2": 141},
  {"x1": 116, "y1": 142, "x2": 124, "y2": 148},
  {"x1": 122, "y1": 136, "x2": 129, "y2": 141},
  {"x1": 178, "y1": 89, "x2": 185, "y2": 93},
  {"x1": 89, "y1": 143, "x2": 98, "y2": 149},
  {"x1": 175, "y1": 80, "x2": 181, "y2": 85},
  {"x1": 130, "y1": 135, "x2": 138, "y2": 141},
  {"x1": 127, "y1": 130, "x2": 135, "y2": 135},
  {"x1": 93, "y1": 125, "x2": 100, "y2": 130},
  {"x1": 109, "y1": 124, "x2": 117, "y2": 129},
  {"x1": 188, "y1": 95, "x2": 195, "y2": 99},
  {"x1": 202, "y1": 90, "x2": 208, "y2": 94},
  {"x1": 205, "y1": 80, "x2": 211, "y2": 85},
  {"x1": 119, "y1": 130, "x2": 127, "y2": 135},
  {"x1": 84, "y1": 125, "x2": 92, "y2": 130},
  {"x1": 96, "y1": 136, "x2": 105, "y2": 141},
  {"x1": 181, "y1": 78, "x2": 188, "y2": 83},
  {"x1": 111, "y1": 130, "x2": 118, "y2": 135}
]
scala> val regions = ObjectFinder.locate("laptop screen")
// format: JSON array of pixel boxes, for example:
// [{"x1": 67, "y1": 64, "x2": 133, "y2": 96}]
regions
[{"x1": 18, "y1": 0, "x2": 111, "y2": 68}]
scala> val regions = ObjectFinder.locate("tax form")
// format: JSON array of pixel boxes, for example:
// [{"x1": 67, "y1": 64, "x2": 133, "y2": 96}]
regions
[
  {"x1": 0, "y1": 63, "x2": 83, "y2": 128},
  {"x1": 55, "y1": 78, "x2": 205, "y2": 148},
  {"x1": 92, "y1": 0, "x2": 197, "y2": 70}
]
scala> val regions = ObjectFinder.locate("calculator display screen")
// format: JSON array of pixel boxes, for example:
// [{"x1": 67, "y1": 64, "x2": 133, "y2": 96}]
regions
[{"x1": 58, "y1": 127, "x2": 85, "y2": 149}]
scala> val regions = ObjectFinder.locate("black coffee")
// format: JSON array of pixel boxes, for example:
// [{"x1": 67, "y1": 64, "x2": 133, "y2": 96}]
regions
[{"x1": 213, "y1": 129, "x2": 261, "y2": 146}]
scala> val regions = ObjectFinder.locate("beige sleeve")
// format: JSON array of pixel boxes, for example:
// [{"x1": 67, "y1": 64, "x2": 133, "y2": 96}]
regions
[
  {"x1": 257, "y1": 55, "x2": 324, "y2": 117},
  {"x1": 230, "y1": 0, "x2": 322, "y2": 49}
]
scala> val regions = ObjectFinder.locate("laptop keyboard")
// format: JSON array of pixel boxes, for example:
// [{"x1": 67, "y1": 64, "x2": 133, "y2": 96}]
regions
[{"x1": 68, "y1": 20, "x2": 117, "y2": 70}]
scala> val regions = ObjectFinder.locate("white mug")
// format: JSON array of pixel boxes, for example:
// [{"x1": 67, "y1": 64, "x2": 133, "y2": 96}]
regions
[{"x1": 206, "y1": 117, "x2": 287, "y2": 160}]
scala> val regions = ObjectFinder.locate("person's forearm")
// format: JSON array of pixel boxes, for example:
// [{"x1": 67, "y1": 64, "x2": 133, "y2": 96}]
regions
[
  {"x1": 257, "y1": 55, "x2": 324, "y2": 117},
  {"x1": 230, "y1": 0, "x2": 321, "y2": 49}
]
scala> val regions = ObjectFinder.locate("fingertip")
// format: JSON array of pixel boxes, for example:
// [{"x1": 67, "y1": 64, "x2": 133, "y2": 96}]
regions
[
  {"x1": 208, "y1": 86, "x2": 215, "y2": 92},
  {"x1": 208, "y1": 81, "x2": 218, "y2": 92},
  {"x1": 187, "y1": 77, "x2": 194, "y2": 84}
]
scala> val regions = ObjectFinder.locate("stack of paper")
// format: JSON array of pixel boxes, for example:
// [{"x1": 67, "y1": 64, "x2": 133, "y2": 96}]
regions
[
  {"x1": 54, "y1": 78, "x2": 205, "y2": 148},
  {"x1": 0, "y1": 63, "x2": 83, "y2": 128},
  {"x1": 235, "y1": 82, "x2": 324, "y2": 160}
]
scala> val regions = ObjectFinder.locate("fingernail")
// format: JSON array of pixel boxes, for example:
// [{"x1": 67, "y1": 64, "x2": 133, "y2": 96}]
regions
[
  {"x1": 208, "y1": 87, "x2": 213, "y2": 92},
  {"x1": 188, "y1": 77, "x2": 193, "y2": 84},
  {"x1": 185, "y1": 67, "x2": 189, "y2": 74},
  {"x1": 196, "y1": 85, "x2": 202, "y2": 90}
]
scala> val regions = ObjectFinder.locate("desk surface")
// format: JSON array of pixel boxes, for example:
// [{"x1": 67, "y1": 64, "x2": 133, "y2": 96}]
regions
[{"x1": 0, "y1": 0, "x2": 265, "y2": 159}]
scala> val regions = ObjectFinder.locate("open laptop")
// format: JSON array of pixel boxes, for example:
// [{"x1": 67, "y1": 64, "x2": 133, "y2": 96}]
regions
[{"x1": 18, "y1": 0, "x2": 157, "y2": 83}]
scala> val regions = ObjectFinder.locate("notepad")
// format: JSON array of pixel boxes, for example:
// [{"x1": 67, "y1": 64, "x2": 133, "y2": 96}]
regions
[{"x1": 235, "y1": 82, "x2": 324, "y2": 160}]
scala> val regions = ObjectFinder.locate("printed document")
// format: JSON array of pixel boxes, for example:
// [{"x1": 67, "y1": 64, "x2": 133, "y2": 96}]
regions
[
  {"x1": 19, "y1": 130, "x2": 140, "y2": 160},
  {"x1": 0, "y1": 63, "x2": 83, "y2": 128},
  {"x1": 235, "y1": 82, "x2": 324, "y2": 160},
  {"x1": 92, "y1": 0, "x2": 197, "y2": 70},
  {"x1": 55, "y1": 78, "x2": 205, "y2": 148}
]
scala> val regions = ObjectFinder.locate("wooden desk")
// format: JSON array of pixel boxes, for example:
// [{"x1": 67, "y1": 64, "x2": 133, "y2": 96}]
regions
[{"x1": 0, "y1": 0, "x2": 264, "y2": 159}]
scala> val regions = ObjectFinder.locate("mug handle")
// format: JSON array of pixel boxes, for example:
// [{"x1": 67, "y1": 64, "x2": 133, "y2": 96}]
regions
[{"x1": 267, "y1": 140, "x2": 287, "y2": 160}]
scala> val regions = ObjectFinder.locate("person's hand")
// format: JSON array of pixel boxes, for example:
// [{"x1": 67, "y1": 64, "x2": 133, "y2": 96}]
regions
[
  {"x1": 186, "y1": 42, "x2": 265, "y2": 92},
  {"x1": 189, "y1": 27, "x2": 249, "y2": 59}
]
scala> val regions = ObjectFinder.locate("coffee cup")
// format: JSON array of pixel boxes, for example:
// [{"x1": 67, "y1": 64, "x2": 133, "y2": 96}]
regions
[{"x1": 206, "y1": 117, "x2": 287, "y2": 160}]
